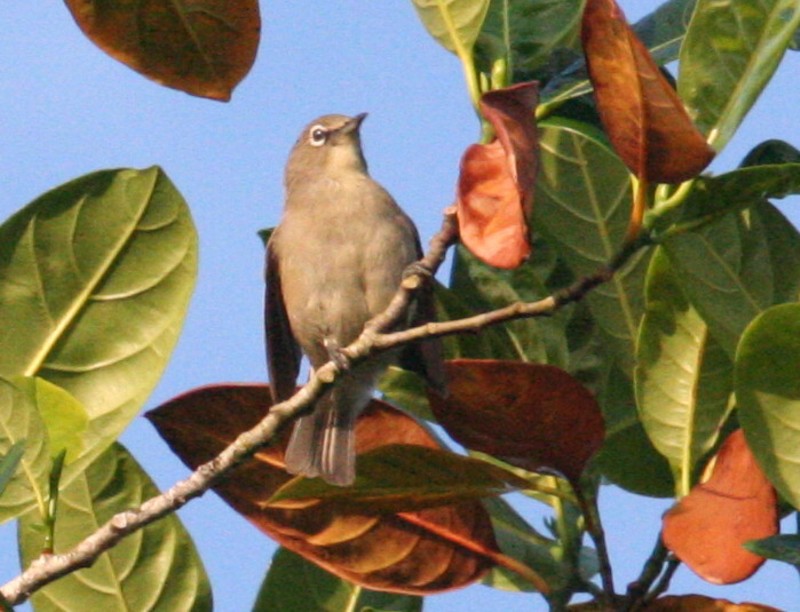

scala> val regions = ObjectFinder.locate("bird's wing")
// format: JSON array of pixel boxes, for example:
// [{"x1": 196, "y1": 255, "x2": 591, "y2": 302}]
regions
[
  {"x1": 398, "y1": 235, "x2": 448, "y2": 395},
  {"x1": 265, "y1": 236, "x2": 302, "y2": 403}
]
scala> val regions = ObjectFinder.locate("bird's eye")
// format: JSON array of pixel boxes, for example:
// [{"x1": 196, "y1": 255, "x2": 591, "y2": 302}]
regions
[{"x1": 309, "y1": 125, "x2": 328, "y2": 147}]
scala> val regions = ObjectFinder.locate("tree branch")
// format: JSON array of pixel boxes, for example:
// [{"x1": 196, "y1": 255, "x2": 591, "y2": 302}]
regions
[{"x1": 0, "y1": 211, "x2": 643, "y2": 605}]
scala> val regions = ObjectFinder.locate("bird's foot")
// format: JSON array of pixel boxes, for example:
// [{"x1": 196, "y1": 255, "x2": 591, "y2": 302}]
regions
[{"x1": 324, "y1": 338, "x2": 350, "y2": 372}]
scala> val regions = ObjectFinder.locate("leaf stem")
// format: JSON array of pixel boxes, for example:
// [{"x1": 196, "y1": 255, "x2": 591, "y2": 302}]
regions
[{"x1": 575, "y1": 484, "x2": 615, "y2": 605}]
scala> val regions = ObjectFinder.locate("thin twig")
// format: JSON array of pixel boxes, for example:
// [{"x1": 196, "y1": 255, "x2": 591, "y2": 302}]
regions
[
  {"x1": 575, "y1": 487, "x2": 615, "y2": 606},
  {"x1": 0, "y1": 211, "x2": 644, "y2": 605},
  {"x1": 623, "y1": 535, "x2": 669, "y2": 610}
]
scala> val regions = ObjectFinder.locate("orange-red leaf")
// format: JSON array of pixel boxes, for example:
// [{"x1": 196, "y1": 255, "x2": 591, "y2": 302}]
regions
[
  {"x1": 427, "y1": 360, "x2": 604, "y2": 482},
  {"x1": 64, "y1": 0, "x2": 260, "y2": 101},
  {"x1": 581, "y1": 0, "x2": 714, "y2": 183},
  {"x1": 457, "y1": 82, "x2": 538, "y2": 269},
  {"x1": 644, "y1": 594, "x2": 782, "y2": 611},
  {"x1": 146, "y1": 384, "x2": 498, "y2": 594},
  {"x1": 662, "y1": 430, "x2": 778, "y2": 585}
]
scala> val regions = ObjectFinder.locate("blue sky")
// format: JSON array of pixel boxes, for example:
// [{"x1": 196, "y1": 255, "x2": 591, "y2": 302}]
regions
[{"x1": 2, "y1": 1, "x2": 799, "y2": 609}]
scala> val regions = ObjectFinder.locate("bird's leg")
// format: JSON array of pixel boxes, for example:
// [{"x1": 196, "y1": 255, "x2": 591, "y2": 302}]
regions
[{"x1": 324, "y1": 337, "x2": 350, "y2": 371}]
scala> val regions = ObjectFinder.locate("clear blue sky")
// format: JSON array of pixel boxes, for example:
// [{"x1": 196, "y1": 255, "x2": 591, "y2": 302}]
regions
[{"x1": 1, "y1": 1, "x2": 798, "y2": 610}]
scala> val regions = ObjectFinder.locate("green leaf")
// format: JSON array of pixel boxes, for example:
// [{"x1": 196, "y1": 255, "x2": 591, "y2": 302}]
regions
[
  {"x1": 0, "y1": 167, "x2": 197, "y2": 475},
  {"x1": 535, "y1": 118, "x2": 648, "y2": 374},
  {"x1": 0, "y1": 441, "x2": 25, "y2": 498},
  {"x1": 268, "y1": 444, "x2": 527, "y2": 512},
  {"x1": 744, "y1": 534, "x2": 800, "y2": 567},
  {"x1": 741, "y1": 140, "x2": 800, "y2": 167},
  {"x1": 635, "y1": 249, "x2": 733, "y2": 494},
  {"x1": 543, "y1": 0, "x2": 696, "y2": 105},
  {"x1": 473, "y1": 0, "x2": 582, "y2": 80},
  {"x1": 19, "y1": 443, "x2": 212, "y2": 611},
  {"x1": 379, "y1": 366, "x2": 435, "y2": 421},
  {"x1": 253, "y1": 547, "x2": 422, "y2": 612},
  {"x1": 665, "y1": 203, "x2": 800, "y2": 357},
  {"x1": 410, "y1": 0, "x2": 490, "y2": 54},
  {"x1": 11, "y1": 377, "x2": 88, "y2": 463},
  {"x1": 0, "y1": 378, "x2": 50, "y2": 522},
  {"x1": 736, "y1": 304, "x2": 800, "y2": 509},
  {"x1": 678, "y1": 0, "x2": 800, "y2": 152},
  {"x1": 481, "y1": 496, "x2": 568, "y2": 592},
  {"x1": 593, "y1": 363, "x2": 674, "y2": 498}
]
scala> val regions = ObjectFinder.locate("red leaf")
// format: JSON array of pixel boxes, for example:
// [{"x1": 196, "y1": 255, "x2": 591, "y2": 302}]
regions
[
  {"x1": 457, "y1": 82, "x2": 539, "y2": 269},
  {"x1": 644, "y1": 594, "x2": 782, "y2": 611},
  {"x1": 662, "y1": 430, "x2": 778, "y2": 584},
  {"x1": 428, "y1": 359, "x2": 605, "y2": 482},
  {"x1": 146, "y1": 384, "x2": 499, "y2": 594},
  {"x1": 581, "y1": 0, "x2": 714, "y2": 183}
]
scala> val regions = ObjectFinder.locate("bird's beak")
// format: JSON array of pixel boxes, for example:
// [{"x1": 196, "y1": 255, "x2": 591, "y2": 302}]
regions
[{"x1": 340, "y1": 112, "x2": 368, "y2": 134}]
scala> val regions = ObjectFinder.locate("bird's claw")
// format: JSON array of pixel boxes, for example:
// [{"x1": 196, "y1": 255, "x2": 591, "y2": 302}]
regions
[{"x1": 324, "y1": 338, "x2": 350, "y2": 371}]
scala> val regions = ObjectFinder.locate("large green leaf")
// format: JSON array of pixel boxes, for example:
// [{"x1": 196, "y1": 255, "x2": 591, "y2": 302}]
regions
[
  {"x1": 473, "y1": 0, "x2": 583, "y2": 80},
  {"x1": 19, "y1": 442, "x2": 212, "y2": 611},
  {"x1": 635, "y1": 249, "x2": 733, "y2": 494},
  {"x1": 535, "y1": 118, "x2": 648, "y2": 374},
  {"x1": 736, "y1": 304, "x2": 800, "y2": 509},
  {"x1": 678, "y1": 0, "x2": 800, "y2": 152},
  {"x1": 411, "y1": 0, "x2": 490, "y2": 54},
  {"x1": 543, "y1": 0, "x2": 696, "y2": 105},
  {"x1": 0, "y1": 378, "x2": 49, "y2": 522},
  {"x1": 0, "y1": 167, "x2": 197, "y2": 474},
  {"x1": 253, "y1": 547, "x2": 422, "y2": 612},
  {"x1": 664, "y1": 203, "x2": 800, "y2": 357}
]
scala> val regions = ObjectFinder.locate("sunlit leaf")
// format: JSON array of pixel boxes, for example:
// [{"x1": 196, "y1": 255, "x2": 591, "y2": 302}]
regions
[
  {"x1": 635, "y1": 249, "x2": 733, "y2": 493},
  {"x1": 0, "y1": 167, "x2": 197, "y2": 480},
  {"x1": 428, "y1": 360, "x2": 604, "y2": 482},
  {"x1": 253, "y1": 547, "x2": 422, "y2": 612},
  {"x1": 18, "y1": 443, "x2": 212, "y2": 611},
  {"x1": 535, "y1": 118, "x2": 649, "y2": 374},
  {"x1": 411, "y1": 0, "x2": 490, "y2": 54},
  {"x1": 581, "y1": 0, "x2": 714, "y2": 183},
  {"x1": 0, "y1": 441, "x2": 24, "y2": 499},
  {"x1": 457, "y1": 82, "x2": 538, "y2": 269},
  {"x1": 268, "y1": 444, "x2": 527, "y2": 511},
  {"x1": 662, "y1": 430, "x2": 777, "y2": 584},
  {"x1": 64, "y1": 0, "x2": 260, "y2": 101},
  {"x1": 736, "y1": 303, "x2": 800, "y2": 509},
  {"x1": 147, "y1": 384, "x2": 498, "y2": 594},
  {"x1": 679, "y1": 0, "x2": 800, "y2": 152}
]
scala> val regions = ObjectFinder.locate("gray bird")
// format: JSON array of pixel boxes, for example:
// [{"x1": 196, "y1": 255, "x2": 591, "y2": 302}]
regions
[{"x1": 266, "y1": 113, "x2": 444, "y2": 486}]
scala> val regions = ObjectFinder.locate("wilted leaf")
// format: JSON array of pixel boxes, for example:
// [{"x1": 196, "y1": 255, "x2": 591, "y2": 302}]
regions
[
  {"x1": 428, "y1": 360, "x2": 604, "y2": 481},
  {"x1": 662, "y1": 430, "x2": 778, "y2": 584},
  {"x1": 0, "y1": 167, "x2": 197, "y2": 482},
  {"x1": 411, "y1": 0, "x2": 490, "y2": 55},
  {"x1": 147, "y1": 384, "x2": 499, "y2": 594},
  {"x1": 457, "y1": 82, "x2": 539, "y2": 269},
  {"x1": 253, "y1": 547, "x2": 422, "y2": 612},
  {"x1": 269, "y1": 444, "x2": 527, "y2": 511},
  {"x1": 19, "y1": 443, "x2": 211, "y2": 611},
  {"x1": 736, "y1": 303, "x2": 800, "y2": 509},
  {"x1": 635, "y1": 249, "x2": 733, "y2": 492},
  {"x1": 644, "y1": 594, "x2": 781, "y2": 611},
  {"x1": 64, "y1": 0, "x2": 260, "y2": 101},
  {"x1": 678, "y1": 0, "x2": 800, "y2": 152},
  {"x1": 581, "y1": 0, "x2": 714, "y2": 183}
]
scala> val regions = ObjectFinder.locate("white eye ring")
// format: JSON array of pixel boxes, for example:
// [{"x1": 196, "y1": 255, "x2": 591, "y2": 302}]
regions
[{"x1": 309, "y1": 125, "x2": 327, "y2": 147}]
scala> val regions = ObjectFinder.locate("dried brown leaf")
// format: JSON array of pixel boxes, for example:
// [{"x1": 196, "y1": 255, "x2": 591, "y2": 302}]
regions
[
  {"x1": 457, "y1": 82, "x2": 538, "y2": 269},
  {"x1": 428, "y1": 359, "x2": 604, "y2": 482},
  {"x1": 146, "y1": 384, "x2": 498, "y2": 594},
  {"x1": 581, "y1": 0, "x2": 714, "y2": 183},
  {"x1": 64, "y1": 0, "x2": 260, "y2": 101},
  {"x1": 662, "y1": 430, "x2": 778, "y2": 585}
]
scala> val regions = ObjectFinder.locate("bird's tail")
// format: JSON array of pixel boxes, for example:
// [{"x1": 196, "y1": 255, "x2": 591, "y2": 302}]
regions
[{"x1": 284, "y1": 379, "x2": 371, "y2": 486}]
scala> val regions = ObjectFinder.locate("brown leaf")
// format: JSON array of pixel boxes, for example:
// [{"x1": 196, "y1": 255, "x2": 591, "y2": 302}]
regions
[
  {"x1": 64, "y1": 0, "x2": 260, "y2": 101},
  {"x1": 457, "y1": 82, "x2": 538, "y2": 269},
  {"x1": 581, "y1": 0, "x2": 714, "y2": 183},
  {"x1": 662, "y1": 429, "x2": 778, "y2": 585},
  {"x1": 643, "y1": 594, "x2": 782, "y2": 611},
  {"x1": 146, "y1": 384, "x2": 499, "y2": 594},
  {"x1": 427, "y1": 360, "x2": 605, "y2": 482}
]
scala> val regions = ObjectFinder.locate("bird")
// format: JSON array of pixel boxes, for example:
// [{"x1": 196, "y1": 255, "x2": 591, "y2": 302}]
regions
[{"x1": 265, "y1": 113, "x2": 444, "y2": 486}]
